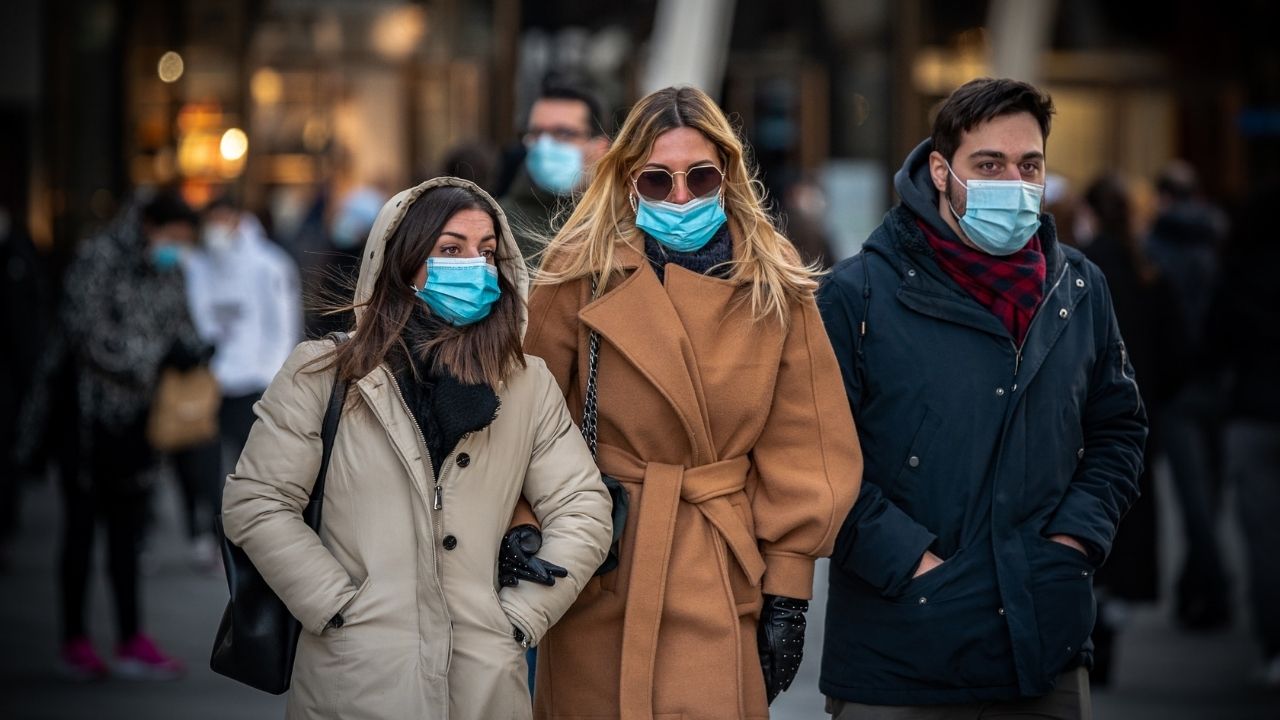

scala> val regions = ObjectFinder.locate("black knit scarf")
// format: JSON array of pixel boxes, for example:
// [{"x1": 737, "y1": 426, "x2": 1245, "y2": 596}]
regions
[
  {"x1": 393, "y1": 310, "x2": 500, "y2": 477},
  {"x1": 643, "y1": 223, "x2": 734, "y2": 283}
]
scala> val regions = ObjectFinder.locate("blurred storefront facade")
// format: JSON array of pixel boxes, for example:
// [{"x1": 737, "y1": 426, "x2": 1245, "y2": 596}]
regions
[{"x1": 3, "y1": 0, "x2": 1272, "y2": 271}]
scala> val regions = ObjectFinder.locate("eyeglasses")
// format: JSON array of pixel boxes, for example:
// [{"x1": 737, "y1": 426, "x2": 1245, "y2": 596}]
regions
[
  {"x1": 523, "y1": 126, "x2": 591, "y2": 146},
  {"x1": 631, "y1": 164, "x2": 725, "y2": 202}
]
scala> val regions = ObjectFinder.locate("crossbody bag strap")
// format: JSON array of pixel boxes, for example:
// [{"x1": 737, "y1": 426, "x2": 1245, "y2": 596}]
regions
[{"x1": 301, "y1": 332, "x2": 350, "y2": 529}]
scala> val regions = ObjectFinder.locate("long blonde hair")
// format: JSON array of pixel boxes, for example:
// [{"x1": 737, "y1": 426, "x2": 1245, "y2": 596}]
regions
[{"x1": 535, "y1": 86, "x2": 818, "y2": 325}]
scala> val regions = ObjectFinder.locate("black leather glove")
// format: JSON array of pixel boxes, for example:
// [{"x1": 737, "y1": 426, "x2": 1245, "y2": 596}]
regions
[
  {"x1": 757, "y1": 594, "x2": 808, "y2": 704},
  {"x1": 497, "y1": 524, "x2": 568, "y2": 588}
]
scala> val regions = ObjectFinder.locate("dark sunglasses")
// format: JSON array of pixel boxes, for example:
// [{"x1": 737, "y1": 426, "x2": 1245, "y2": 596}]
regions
[{"x1": 631, "y1": 164, "x2": 725, "y2": 202}]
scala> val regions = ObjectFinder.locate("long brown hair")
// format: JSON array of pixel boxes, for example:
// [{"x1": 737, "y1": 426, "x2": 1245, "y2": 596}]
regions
[
  {"x1": 317, "y1": 186, "x2": 525, "y2": 387},
  {"x1": 535, "y1": 86, "x2": 818, "y2": 325}
]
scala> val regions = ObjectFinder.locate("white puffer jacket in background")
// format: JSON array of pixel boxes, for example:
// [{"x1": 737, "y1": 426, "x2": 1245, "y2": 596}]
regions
[{"x1": 183, "y1": 214, "x2": 302, "y2": 397}]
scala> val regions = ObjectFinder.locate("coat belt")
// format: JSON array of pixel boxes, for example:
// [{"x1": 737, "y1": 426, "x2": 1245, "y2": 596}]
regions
[{"x1": 597, "y1": 445, "x2": 764, "y2": 720}]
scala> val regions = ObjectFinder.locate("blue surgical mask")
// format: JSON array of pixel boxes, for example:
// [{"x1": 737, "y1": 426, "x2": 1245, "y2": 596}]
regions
[
  {"x1": 946, "y1": 163, "x2": 1044, "y2": 256},
  {"x1": 526, "y1": 135, "x2": 583, "y2": 195},
  {"x1": 634, "y1": 192, "x2": 728, "y2": 253},
  {"x1": 150, "y1": 244, "x2": 183, "y2": 271},
  {"x1": 412, "y1": 257, "x2": 501, "y2": 326}
]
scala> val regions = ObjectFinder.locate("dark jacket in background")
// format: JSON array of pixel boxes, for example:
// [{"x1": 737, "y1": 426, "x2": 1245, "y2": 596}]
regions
[
  {"x1": 1083, "y1": 233, "x2": 1181, "y2": 602},
  {"x1": 1206, "y1": 196, "x2": 1280, "y2": 423},
  {"x1": 817, "y1": 139, "x2": 1148, "y2": 705},
  {"x1": 54, "y1": 210, "x2": 203, "y2": 488},
  {"x1": 497, "y1": 168, "x2": 569, "y2": 266}
]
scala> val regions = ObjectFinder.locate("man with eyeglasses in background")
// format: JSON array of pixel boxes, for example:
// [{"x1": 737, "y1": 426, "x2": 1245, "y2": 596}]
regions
[{"x1": 498, "y1": 81, "x2": 610, "y2": 266}]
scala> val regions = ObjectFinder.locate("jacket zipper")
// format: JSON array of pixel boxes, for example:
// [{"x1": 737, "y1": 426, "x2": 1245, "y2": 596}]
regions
[
  {"x1": 388, "y1": 376, "x2": 446, "y2": 569},
  {"x1": 1009, "y1": 263, "x2": 1070, "y2": 380}
]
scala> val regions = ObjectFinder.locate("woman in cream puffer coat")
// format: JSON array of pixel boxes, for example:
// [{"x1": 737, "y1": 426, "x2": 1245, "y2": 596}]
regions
[{"x1": 222, "y1": 177, "x2": 612, "y2": 720}]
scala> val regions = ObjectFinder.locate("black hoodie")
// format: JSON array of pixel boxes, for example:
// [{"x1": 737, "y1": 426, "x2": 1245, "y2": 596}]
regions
[{"x1": 893, "y1": 139, "x2": 967, "y2": 247}]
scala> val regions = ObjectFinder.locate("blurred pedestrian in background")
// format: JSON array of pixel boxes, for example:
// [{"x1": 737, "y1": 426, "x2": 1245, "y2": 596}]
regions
[
  {"x1": 0, "y1": 204, "x2": 48, "y2": 571},
  {"x1": 1204, "y1": 184, "x2": 1280, "y2": 687},
  {"x1": 437, "y1": 141, "x2": 499, "y2": 191},
  {"x1": 1077, "y1": 173, "x2": 1182, "y2": 685},
  {"x1": 1146, "y1": 161, "x2": 1232, "y2": 631},
  {"x1": 173, "y1": 196, "x2": 301, "y2": 569},
  {"x1": 221, "y1": 177, "x2": 611, "y2": 719},
  {"x1": 306, "y1": 183, "x2": 387, "y2": 339},
  {"x1": 523, "y1": 86, "x2": 861, "y2": 718},
  {"x1": 498, "y1": 80, "x2": 610, "y2": 266},
  {"x1": 818, "y1": 78, "x2": 1147, "y2": 719},
  {"x1": 780, "y1": 174, "x2": 836, "y2": 269},
  {"x1": 19, "y1": 192, "x2": 209, "y2": 681}
]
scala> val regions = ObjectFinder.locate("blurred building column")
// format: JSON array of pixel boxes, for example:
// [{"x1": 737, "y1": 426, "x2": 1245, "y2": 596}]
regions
[
  {"x1": 642, "y1": 0, "x2": 736, "y2": 99},
  {"x1": 987, "y1": 0, "x2": 1058, "y2": 84}
]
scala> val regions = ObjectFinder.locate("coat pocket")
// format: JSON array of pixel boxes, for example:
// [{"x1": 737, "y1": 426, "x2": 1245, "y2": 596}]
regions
[
  {"x1": 835, "y1": 566, "x2": 1015, "y2": 690},
  {"x1": 1029, "y1": 538, "x2": 1097, "y2": 681}
]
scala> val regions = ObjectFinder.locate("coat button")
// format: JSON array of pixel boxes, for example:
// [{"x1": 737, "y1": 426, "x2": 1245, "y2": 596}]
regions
[
  {"x1": 908, "y1": 456, "x2": 920, "y2": 468},
  {"x1": 907, "y1": 268, "x2": 917, "y2": 277},
  {"x1": 1059, "y1": 308, "x2": 1069, "y2": 319},
  {"x1": 1077, "y1": 447, "x2": 1085, "y2": 459},
  {"x1": 1076, "y1": 278, "x2": 1085, "y2": 288},
  {"x1": 917, "y1": 597, "x2": 927, "y2": 605},
  {"x1": 443, "y1": 535, "x2": 458, "y2": 550},
  {"x1": 995, "y1": 387, "x2": 1006, "y2": 397},
  {"x1": 456, "y1": 453, "x2": 471, "y2": 468},
  {"x1": 998, "y1": 607, "x2": 1006, "y2": 616}
]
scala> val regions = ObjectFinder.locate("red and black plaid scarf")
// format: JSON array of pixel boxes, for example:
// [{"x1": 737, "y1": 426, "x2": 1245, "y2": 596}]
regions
[{"x1": 918, "y1": 219, "x2": 1046, "y2": 345}]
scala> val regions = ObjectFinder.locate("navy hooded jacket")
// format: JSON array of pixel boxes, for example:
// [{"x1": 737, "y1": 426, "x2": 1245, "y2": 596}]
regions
[{"x1": 817, "y1": 139, "x2": 1147, "y2": 705}]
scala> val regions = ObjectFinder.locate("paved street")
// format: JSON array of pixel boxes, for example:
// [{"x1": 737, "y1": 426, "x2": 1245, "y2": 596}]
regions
[{"x1": 1, "y1": 462, "x2": 1276, "y2": 719}]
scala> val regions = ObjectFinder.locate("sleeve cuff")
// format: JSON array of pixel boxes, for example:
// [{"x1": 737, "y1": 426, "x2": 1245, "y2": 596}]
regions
[{"x1": 761, "y1": 552, "x2": 817, "y2": 599}]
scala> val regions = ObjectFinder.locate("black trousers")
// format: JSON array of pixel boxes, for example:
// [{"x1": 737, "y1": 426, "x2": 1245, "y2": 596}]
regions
[
  {"x1": 59, "y1": 419, "x2": 155, "y2": 644},
  {"x1": 219, "y1": 392, "x2": 261, "y2": 463},
  {"x1": 59, "y1": 476, "x2": 149, "y2": 643},
  {"x1": 170, "y1": 439, "x2": 223, "y2": 540}
]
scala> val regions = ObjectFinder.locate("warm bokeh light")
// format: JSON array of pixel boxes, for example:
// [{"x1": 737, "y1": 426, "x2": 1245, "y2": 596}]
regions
[
  {"x1": 219, "y1": 127, "x2": 249, "y2": 161},
  {"x1": 370, "y1": 4, "x2": 427, "y2": 60},
  {"x1": 250, "y1": 67, "x2": 283, "y2": 105},
  {"x1": 157, "y1": 50, "x2": 184, "y2": 83}
]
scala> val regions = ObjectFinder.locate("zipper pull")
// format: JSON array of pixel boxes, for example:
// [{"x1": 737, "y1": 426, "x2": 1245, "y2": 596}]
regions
[{"x1": 433, "y1": 485, "x2": 442, "y2": 510}]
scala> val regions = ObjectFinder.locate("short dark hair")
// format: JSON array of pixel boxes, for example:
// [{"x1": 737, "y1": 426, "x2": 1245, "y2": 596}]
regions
[
  {"x1": 1155, "y1": 160, "x2": 1198, "y2": 200},
  {"x1": 141, "y1": 192, "x2": 198, "y2": 228},
  {"x1": 932, "y1": 78, "x2": 1055, "y2": 163},
  {"x1": 536, "y1": 81, "x2": 606, "y2": 137}
]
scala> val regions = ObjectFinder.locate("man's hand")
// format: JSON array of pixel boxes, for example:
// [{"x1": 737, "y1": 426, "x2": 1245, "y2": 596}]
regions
[
  {"x1": 912, "y1": 550, "x2": 944, "y2": 578},
  {"x1": 1049, "y1": 534, "x2": 1088, "y2": 557}
]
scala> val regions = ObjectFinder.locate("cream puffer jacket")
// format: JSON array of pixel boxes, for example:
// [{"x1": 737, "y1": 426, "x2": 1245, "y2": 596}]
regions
[{"x1": 222, "y1": 177, "x2": 612, "y2": 720}]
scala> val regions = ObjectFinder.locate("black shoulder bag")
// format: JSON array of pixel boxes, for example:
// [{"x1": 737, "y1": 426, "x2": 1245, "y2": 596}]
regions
[
  {"x1": 583, "y1": 280, "x2": 629, "y2": 576},
  {"x1": 210, "y1": 334, "x2": 350, "y2": 694}
]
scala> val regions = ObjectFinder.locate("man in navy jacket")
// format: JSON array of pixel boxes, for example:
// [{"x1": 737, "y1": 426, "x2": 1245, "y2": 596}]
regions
[{"x1": 817, "y1": 78, "x2": 1147, "y2": 719}]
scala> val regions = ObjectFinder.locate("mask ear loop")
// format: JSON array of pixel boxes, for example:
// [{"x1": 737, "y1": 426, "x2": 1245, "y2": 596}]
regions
[{"x1": 942, "y1": 161, "x2": 968, "y2": 222}]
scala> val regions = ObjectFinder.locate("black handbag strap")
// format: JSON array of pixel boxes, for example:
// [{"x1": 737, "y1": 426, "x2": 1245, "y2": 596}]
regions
[
  {"x1": 301, "y1": 332, "x2": 350, "y2": 529},
  {"x1": 581, "y1": 278, "x2": 601, "y2": 458}
]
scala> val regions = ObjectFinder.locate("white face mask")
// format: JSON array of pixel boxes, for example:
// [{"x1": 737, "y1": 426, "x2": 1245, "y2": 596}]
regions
[
  {"x1": 945, "y1": 162, "x2": 1044, "y2": 256},
  {"x1": 203, "y1": 224, "x2": 236, "y2": 253}
]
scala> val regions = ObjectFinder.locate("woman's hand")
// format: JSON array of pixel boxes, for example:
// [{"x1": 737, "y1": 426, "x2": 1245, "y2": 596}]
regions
[
  {"x1": 757, "y1": 594, "x2": 809, "y2": 704},
  {"x1": 497, "y1": 524, "x2": 568, "y2": 587}
]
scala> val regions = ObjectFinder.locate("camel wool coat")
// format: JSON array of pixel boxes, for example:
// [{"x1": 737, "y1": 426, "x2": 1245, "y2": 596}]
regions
[
  {"x1": 525, "y1": 239, "x2": 862, "y2": 720},
  {"x1": 222, "y1": 177, "x2": 612, "y2": 720}
]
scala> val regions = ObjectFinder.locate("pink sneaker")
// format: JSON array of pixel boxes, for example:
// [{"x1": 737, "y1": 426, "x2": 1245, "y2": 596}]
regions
[
  {"x1": 59, "y1": 637, "x2": 109, "y2": 682},
  {"x1": 113, "y1": 633, "x2": 185, "y2": 680}
]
